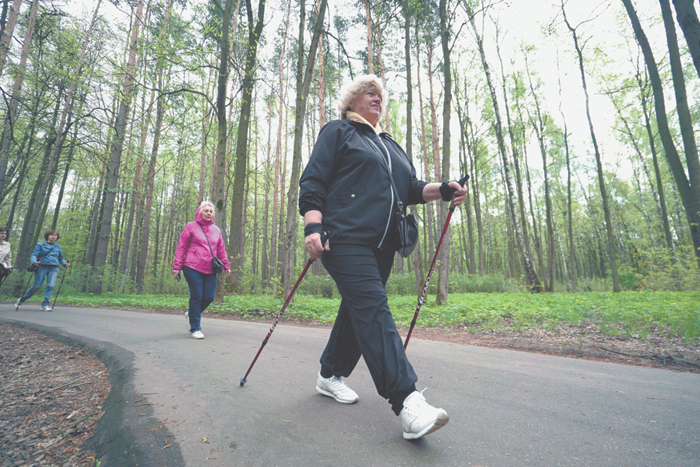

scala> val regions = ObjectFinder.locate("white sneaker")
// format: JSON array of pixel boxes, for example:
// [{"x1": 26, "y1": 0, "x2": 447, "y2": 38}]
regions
[
  {"x1": 316, "y1": 373, "x2": 359, "y2": 404},
  {"x1": 400, "y1": 389, "x2": 449, "y2": 440},
  {"x1": 191, "y1": 330, "x2": 205, "y2": 339},
  {"x1": 185, "y1": 312, "x2": 190, "y2": 332},
  {"x1": 40, "y1": 305, "x2": 52, "y2": 312},
  {"x1": 14, "y1": 298, "x2": 21, "y2": 311}
]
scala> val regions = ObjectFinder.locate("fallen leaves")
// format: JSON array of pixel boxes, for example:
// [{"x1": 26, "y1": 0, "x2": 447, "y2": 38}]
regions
[{"x1": 0, "y1": 324, "x2": 111, "y2": 466}]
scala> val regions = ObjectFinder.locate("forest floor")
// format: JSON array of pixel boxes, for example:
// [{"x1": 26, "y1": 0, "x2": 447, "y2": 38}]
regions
[{"x1": 2, "y1": 306, "x2": 698, "y2": 466}]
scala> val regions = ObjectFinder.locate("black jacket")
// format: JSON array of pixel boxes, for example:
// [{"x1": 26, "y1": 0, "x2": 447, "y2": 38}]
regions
[{"x1": 299, "y1": 119, "x2": 427, "y2": 250}]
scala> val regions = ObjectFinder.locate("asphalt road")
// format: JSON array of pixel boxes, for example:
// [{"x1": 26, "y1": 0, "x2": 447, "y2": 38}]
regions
[{"x1": 1, "y1": 304, "x2": 698, "y2": 467}]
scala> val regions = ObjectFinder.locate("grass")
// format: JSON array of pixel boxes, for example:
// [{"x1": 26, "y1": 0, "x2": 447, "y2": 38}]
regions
[{"x1": 8, "y1": 290, "x2": 699, "y2": 342}]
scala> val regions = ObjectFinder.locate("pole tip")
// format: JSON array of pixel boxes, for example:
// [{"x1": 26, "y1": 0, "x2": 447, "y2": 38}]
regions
[{"x1": 239, "y1": 378, "x2": 247, "y2": 386}]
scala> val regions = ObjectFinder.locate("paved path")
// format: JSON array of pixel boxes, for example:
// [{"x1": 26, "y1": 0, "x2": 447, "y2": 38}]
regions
[{"x1": 1, "y1": 304, "x2": 699, "y2": 467}]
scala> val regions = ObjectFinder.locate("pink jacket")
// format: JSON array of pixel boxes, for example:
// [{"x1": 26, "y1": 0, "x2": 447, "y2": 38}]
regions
[{"x1": 173, "y1": 206, "x2": 231, "y2": 274}]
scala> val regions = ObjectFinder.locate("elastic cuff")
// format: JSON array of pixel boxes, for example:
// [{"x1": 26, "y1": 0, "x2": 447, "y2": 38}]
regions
[
  {"x1": 439, "y1": 181, "x2": 456, "y2": 201},
  {"x1": 304, "y1": 223, "x2": 324, "y2": 237}
]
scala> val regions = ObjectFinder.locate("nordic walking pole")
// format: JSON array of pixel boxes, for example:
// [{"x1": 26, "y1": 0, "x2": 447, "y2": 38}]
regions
[
  {"x1": 404, "y1": 174, "x2": 469, "y2": 350},
  {"x1": 240, "y1": 233, "x2": 327, "y2": 386},
  {"x1": 51, "y1": 263, "x2": 70, "y2": 310}
]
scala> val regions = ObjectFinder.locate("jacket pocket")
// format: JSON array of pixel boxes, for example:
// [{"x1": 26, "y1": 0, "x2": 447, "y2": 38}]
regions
[{"x1": 335, "y1": 183, "x2": 366, "y2": 207}]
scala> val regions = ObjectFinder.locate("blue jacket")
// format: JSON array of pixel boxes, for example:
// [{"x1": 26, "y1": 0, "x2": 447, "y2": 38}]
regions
[{"x1": 30, "y1": 241, "x2": 66, "y2": 267}]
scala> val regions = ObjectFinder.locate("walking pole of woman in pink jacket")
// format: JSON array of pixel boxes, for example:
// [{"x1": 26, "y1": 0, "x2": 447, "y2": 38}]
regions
[{"x1": 172, "y1": 201, "x2": 231, "y2": 339}]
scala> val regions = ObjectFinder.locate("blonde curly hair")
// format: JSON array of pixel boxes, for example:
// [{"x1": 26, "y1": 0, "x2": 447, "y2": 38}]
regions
[{"x1": 337, "y1": 74, "x2": 388, "y2": 121}]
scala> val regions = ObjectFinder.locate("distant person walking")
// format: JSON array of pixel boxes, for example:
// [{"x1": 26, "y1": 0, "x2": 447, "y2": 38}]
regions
[
  {"x1": 172, "y1": 201, "x2": 231, "y2": 339},
  {"x1": 0, "y1": 228, "x2": 13, "y2": 286},
  {"x1": 15, "y1": 230, "x2": 70, "y2": 312}
]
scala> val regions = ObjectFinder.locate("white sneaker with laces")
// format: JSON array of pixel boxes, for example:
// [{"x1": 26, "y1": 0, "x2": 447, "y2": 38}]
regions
[
  {"x1": 41, "y1": 305, "x2": 52, "y2": 312},
  {"x1": 400, "y1": 389, "x2": 449, "y2": 440},
  {"x1": 316, "y1": 373, "x2": 359, "y2": 404},
  {"x1": 185, "y1": 312, "x2": 190, "y2": 332},
  {"x1": 191, "y1": 330, "x2": 205, "y2": 339},
  {"x1": 14, "y1": 298, "x2": 21, "y2": 311}
]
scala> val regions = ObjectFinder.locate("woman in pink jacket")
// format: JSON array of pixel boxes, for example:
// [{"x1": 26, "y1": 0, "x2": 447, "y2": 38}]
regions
[{"x1": 172, "y1": 201, "x2": 231, "y2": 339}]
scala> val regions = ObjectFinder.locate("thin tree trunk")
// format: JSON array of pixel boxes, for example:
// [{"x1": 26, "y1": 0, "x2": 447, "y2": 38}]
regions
[
  {"x1": 0, "y1": 0, "x2": 22, "y2": 78},
  {"x1": 672, "y1": 0, "x2": 700, "y2": 80},
  {"x1": 562, "y1": 4, "x2": 621, "y2": 291},
  {"x1": 0, "y1": 0, "x2": 39, "y2": 203},
  {"x1": 92, "y1": 0, "x2": 145, "y2": 292},
  {"x1": 281, "y1": 0, "x2": 328, "y2": 297},
  {"x1": 467, "y1": 5, "x2": 541, "y2": 291},
  {"x1": 404, "y1": 0, "x2": 424, "y2": 294},
  {"x1": 622, "y1": 0, "x2": 700, "y2": 266},
  {"x1": 364, "y1": 0, "x2": 373, "y2": 74},
  {"x1": 227, "y1": 0, "x2": 267, "y2": 295},
  {"x1": 436, "y1": 0, "x2": 452, "y2": 304}
]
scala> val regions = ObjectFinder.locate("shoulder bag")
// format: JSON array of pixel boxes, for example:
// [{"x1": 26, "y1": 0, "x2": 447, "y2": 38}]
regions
[
  {"x1": 199, "y1": 224, "x2": 225, "y2": 274},
  {"x1": 27, "y1": 244, "x2": 56, "y2": 272}
]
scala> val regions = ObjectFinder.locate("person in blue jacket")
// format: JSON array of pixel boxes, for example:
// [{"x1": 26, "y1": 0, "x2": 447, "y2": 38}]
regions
[{"x1": 15, "y1": 230, "x2": 70, "y2": 311}]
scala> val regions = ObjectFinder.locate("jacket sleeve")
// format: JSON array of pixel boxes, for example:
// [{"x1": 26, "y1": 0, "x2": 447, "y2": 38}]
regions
[
  {"x1": 58, "y1": 245, "x2": 66, "y2": 266},
  {"x1": 298, "y1": 121, "x2": 344, "y2": 216},
  {"x1": 216, "y1": 227, "x2": 231, "y2": 271},
  {"x1": 173, "y1": 224, "x2": 192, "y2": 271},
  {"x1": 4, "y1": 245, "x2": 11, "y2": 268},
  {"x1": 390, "y1": 138, "x2": 427, "y2": 206},
  {"x1": 30, "y1": 243, "x2": 41, "y2": 264}
]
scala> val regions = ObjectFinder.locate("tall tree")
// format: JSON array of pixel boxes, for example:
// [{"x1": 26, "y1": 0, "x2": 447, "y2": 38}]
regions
[
  {"x1": 281, "y1": 0, "x2": 328, "y2": 297},
  {"x1": 671, "y1": 0, "x2": 700, "y2": 79},
  {"x1": 622, "y1": 0, "x2": 700, "y2": 266},
  {"x1": 562, "y1": 2, "x2": 621, "y2": 291},
  {"x1": 0, "y1": 0, "x2": 21, "y2": 77},
  {"x1": 0, "y1": 0, "x2": 38, "y2": 208},
  {"x1": 465, "y1": 1, "x2": 542, "y2": 291},
  {"x1": 227, "y1": 0, "x2": 267, "y2": 294},
  {"x1": 92, "y1": 0, "x2": 146, "y2": 292}
]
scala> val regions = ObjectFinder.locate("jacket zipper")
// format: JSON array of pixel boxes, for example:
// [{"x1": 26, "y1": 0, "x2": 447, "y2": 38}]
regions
[{"x1": 376, "y1": 137, "x2": 394, "y2": 250}]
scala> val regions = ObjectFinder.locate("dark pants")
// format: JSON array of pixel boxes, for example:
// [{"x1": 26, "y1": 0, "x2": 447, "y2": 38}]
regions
[
  {"x1": 182, "y1": 266, "x2": 217, "y2": 332},
  {"x1": 321, "y1": 245, "x2": 417, "y2": 415}
]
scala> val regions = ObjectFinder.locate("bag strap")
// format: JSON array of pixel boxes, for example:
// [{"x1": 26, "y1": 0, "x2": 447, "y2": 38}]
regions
[
  {"x1": 198, "y1": 224, "x2": 218, "y2": 259},
  {"x1": 36, "y1": 243, "x2": 56, "y2": 263},
  {"x1": 367, "y1": 135, "x2": 406, "y2": 215}
]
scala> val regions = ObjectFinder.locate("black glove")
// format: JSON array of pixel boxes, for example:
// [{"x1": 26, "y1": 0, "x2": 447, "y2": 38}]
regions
[{"x1": 439, "y1": 175, "x2": 470, "y2": 201}]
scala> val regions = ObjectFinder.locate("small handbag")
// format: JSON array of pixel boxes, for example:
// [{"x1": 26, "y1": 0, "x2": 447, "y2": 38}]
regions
[
  {"x1": 372, "y1": 137, "x2": 418, "y2": 258},
  {"x1": 200, "y1": 224, "x2": 224, "y2": 274}
]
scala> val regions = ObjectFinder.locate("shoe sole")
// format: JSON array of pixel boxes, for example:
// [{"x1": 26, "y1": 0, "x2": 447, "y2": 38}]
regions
[
  {"x1": 316, "y1": 385, "x2": 359, "y2": 404},
  {"x1": 403, "y1": 412, "x2": 450, "y2": 440}
]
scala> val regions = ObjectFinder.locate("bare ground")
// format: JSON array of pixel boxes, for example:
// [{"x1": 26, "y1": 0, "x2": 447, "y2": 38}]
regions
[{"x1": 1, "y1": 307, "x2": 698, "y2": 466}]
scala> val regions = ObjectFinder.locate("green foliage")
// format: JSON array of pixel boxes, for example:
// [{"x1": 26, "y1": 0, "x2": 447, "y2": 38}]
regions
[{"x1": 8, "y1": 289, "x2": 695, "y2": 343}]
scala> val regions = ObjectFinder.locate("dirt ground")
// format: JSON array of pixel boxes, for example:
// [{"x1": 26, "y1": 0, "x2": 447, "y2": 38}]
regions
[{"x1": 1, "y1": 310, "x2": 698, "y2": 466}]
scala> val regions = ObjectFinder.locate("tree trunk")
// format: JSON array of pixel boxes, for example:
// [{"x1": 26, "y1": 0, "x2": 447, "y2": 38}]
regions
[
  {"x1": 227, "y1": 0, "x2": 267, "y2": 294},
  {"x1": 0, "y1": 0, "x2": 38, "y2": 203},
  {"x1": 404, "y1": 0, "x2": 424, "y2": 294},
  {"x1": 92, "y1": 0, "x2": 145, "y2": 293},
  {"x1": 0, "y1": 0, "x2": 21, "y2": 78},
  {"x1": 467, "y1": 6, "x2": 541, "y2": 291},
  {"x1": 562, "y1": 4, "x2": 621, "y2": 291},
  {"x1": 364, "y1": 0, "x2": 373, "y2": 74},
  {"x1": 622, "y1": 0, "x2": 700, "y2": 266},
  {"x1": 281, "y1": 0, "x2": 328, "y2": 297},
  {"x1": 672, "y1": 0, "x2": 700, "y2": 80},
  {"x1": 436, "y1": 0, "x2": 452, "y2": 304}
]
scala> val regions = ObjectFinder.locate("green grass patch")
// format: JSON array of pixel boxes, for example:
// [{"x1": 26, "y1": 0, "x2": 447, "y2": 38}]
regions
[{"x1": 7, "y1": 290, "x2": 699, "y2": 342}]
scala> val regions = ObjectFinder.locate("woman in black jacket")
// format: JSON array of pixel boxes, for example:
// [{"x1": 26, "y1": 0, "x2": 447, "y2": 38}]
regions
[{"x1": 299, "y1": 74, "x2": 466, "y2": 440}]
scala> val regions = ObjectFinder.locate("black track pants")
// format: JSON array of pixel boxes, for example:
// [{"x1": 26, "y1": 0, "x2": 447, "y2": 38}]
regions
[{"x1": 320, "y1": 245, "x2": 417, "y2": 414}]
